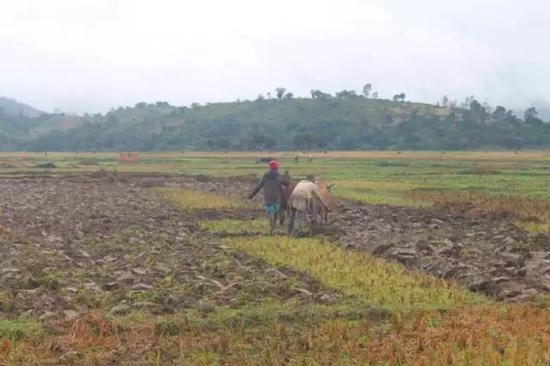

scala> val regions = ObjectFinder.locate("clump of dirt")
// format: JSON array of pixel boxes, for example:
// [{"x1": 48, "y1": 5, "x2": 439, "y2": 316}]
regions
[{"x1": 333, "y1": 201, "x2": 550, "y2": 301}]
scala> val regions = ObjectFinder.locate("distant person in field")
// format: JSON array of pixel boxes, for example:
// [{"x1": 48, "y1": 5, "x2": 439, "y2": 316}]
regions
[
  {"x1": 287, "y1": 175, "x2": 330, "y2": 236},
  {"x1": 248, "y1": 160, "x2": 288, "y2": 234}
]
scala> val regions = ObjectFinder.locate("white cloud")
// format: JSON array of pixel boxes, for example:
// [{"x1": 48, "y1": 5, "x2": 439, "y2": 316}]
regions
[{"x1": 1, "y1": 0, "x2": 549, "y2": 114}]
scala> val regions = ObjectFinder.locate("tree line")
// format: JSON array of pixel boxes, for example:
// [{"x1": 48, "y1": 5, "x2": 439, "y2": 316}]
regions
[{"x1": 1, "y1": 85, "x2": 549, "y2": 151}]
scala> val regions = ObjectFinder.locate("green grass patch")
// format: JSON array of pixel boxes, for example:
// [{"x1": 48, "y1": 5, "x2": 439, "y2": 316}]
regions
[
  {"x1": 0, "y1": 319, "x2": 45, "y2": 341},
  {"x1": 200, "y1": 218, "x2": 273, "y2": 235},
  {"x1": 202, "y1": 299, "x2": 383, "y2": 329},
  {"x1": 154, "y1": 187, "x2": 244, "y2": 210},
  {"x1": 222, "y1": 236, "x2": 488, "y2": 312},
  {"x1": 515, "y1": 221, "x2": 550, "y2": 234}
]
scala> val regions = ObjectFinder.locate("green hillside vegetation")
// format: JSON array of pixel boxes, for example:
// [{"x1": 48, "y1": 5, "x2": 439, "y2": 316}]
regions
[
  {"x1": 0, "y1": 111, "x2": 91, "y2": 147},
  {"x1": 1, "y1": 90, "x2": 550, "y2": 151}
]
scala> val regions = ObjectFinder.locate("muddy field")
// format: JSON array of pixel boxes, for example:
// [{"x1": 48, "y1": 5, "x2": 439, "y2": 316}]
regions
[
  {"x1": 0, "y1": 174, "x2": 337, "y2": 321},
  {"x1": 0, "y1": 172, "x2": 547, "y2": 321}
]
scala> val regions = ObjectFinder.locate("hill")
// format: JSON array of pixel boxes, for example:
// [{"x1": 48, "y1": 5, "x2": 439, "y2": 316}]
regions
[
  {"x1": 1, "y1": 94, "x2": 550, "y2": 151},
  {"x1": 0, "y1": 97, "x2": 44, "y2": 118},
  {"x1": 20, "y1": 98, "x2": 455, "y2": 151}
]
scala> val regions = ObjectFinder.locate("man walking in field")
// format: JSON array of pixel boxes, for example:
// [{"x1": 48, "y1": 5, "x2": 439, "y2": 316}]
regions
[
  {"x1": 287, "y1": 175, "x2": 330, "y2": 236},
  {"x1": 248, "y1": 160, "x2": 287, "y2": 234}
]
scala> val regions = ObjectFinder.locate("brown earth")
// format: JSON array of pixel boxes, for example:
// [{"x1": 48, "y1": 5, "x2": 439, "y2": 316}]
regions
[{"x1": 334, "y1": 201, "x2": 550, "y2": 301}]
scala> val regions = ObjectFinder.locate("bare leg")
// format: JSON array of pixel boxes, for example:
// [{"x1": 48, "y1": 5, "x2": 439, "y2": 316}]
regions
[
  {"x1": 288, "y1": 208, "x2": 297, "y2": 236},
  {"x1": 279, "y1": 205, "x2": 286, "y2": 225},
  {"x1": 269, "y1": 212, "x2": 276, "y2": 235},
  {"x1": 293, "y1": 210, "x2": 301, "y2": 236}
]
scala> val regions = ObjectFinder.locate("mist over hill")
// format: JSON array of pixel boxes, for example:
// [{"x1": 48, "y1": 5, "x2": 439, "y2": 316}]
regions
[
  {"x1": 1, "y1": 92, "x2": 549, "y2": 151},
  {"x1": 0, "y1": 97, "x2": 44, "y2": 118}
]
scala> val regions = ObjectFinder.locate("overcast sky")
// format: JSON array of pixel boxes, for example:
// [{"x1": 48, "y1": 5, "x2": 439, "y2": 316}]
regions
[{"x1": 1, "y1": 0, "x2": 549, "y2": 114}]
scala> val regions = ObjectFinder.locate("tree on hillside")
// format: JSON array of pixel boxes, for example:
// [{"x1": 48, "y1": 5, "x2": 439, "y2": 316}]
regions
[
  {"x1": 275, "y1": 87, "x2": 287, "y2": 99},
  {"x1": 468, "y1": 99, "x2": 482, "y2": 112},
  {"x1": 106, "y1": 113, "x2": 119, "y2": 125},
  {"x1": 362, "y1": 83, "x2": 372, "y2": 97},
  {"x1": 493, "y1": 105, "x2": 507, "y2": 119},
  {"x1": 482, "y1": 101, "x2": 493, "y2": 114},
  {"x1": 468, "y1": 98, "x2": 488, "y2": 123},
  {"x1": 440, "y1": 95, "x2": 449, "y2": 108},
  {"x1": 524, "y1": 107, "x2": 544, "y2": 125},
  {"x1": 310, "y1": 89, "x2": 332, "y2": 99},
  {"x1": 372, "y1": 91, "x2": 379, "y2": 99},
  {"x1": 392, "y1": 93, "x2": 406, "y2": 102},
  {"x1": 524, "y1": 107, "x2": 538, "y2": 121},
  {"x1": 284, "y1": 92, "x2": 293, "y2": 99},
  {"x1": 461, "y1": 96, "x2": 476, "y2": 109},
  {"x1": 336, "y1": 90, "x2": 357, "y2": 98}
]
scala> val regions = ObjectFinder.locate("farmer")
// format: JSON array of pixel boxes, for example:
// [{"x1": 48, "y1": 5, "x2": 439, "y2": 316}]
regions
[
  {"x1": 287, "y1": 175, "x2": 330, "y2": 236},
  {"x1": 248, "y1": 160, "x2": 287, "y2": 234}
]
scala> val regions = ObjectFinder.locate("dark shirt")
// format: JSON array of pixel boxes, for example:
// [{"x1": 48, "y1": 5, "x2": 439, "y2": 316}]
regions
[{"x1": 249, "y1": 170, "x2": 286, "y2": 204}]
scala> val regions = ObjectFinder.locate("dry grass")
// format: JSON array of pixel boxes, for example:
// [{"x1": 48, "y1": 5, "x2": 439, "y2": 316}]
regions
[
  {"x1": 411, "y1": 191, "x2": 550, "y2": 231},
  {"x1": 366, "y1": 304, "x2": 550, "y2": 365},
  {"x1": 1, "y1": 150, "x2": 549, "y2": 164},
  {"x1": 4, "y1": 305, "x2": 548, "y2": 365},
  {"x1": 155, "y1": 187, "x2": 244, "y2": 210},
  {"x1": 517, "y1": 221, "x2": 550, "y2": 233}
]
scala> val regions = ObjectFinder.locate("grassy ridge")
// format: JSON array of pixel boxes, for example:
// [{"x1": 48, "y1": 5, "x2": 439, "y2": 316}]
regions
[
  {"x1": 155, "y1": 187, "x2": 245, "y2": 210},
  {"x1": 221, "y1": 235, "x2": 487, "y2": 312}
]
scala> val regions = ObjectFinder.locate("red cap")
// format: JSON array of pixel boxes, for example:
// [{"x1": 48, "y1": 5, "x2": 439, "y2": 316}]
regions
[{"x1": 269, "y1": 160, "x2": 280, "y2": 170}]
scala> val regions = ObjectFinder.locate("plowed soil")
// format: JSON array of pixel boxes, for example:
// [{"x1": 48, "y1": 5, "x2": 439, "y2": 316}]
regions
[
  {"x1": 0, "y1": 172, "x2": 548, "y2": 323},
  {"x1": 0, "y1": 174, "x2": 336, "y2": 319}
]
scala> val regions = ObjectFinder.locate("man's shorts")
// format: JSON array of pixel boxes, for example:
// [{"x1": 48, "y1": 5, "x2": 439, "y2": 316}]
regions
[{"x1": 264, "y1": 203, "x2": 280, "y2": 214}]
